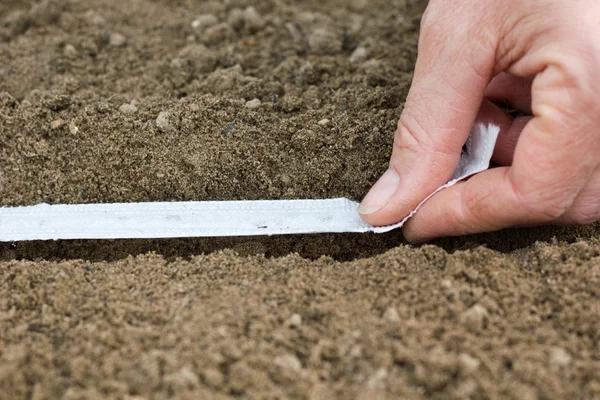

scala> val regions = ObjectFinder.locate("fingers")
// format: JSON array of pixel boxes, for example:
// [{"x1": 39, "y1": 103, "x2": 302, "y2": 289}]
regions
[
  {"x1": 554, "y1": 167, "x2": 600, "y2": 225},
  {"x1": 402, "y1": 167, "x2": 522, "y2": 242},
  {"x1": 403, "y1": 63, "x2": 600, "y2": 242},
  {"x1": 359, "y1": 3, "x2": 498, "y2": 226},
  {"x1": 492, "y1": 116, "x2": 531, "y2": 166},
  {"x1": 404, "y1": 159, "x2": 600, "y2": 244},
  {"x1": 484, "y1": 73, "x2": 534, "y2": 113},
  {"x1": 482, "y1": 73, "x2": 535, "y2": 166},
  {"x1": 477, "y1": 99, "x2": 532, "y2": 166}
]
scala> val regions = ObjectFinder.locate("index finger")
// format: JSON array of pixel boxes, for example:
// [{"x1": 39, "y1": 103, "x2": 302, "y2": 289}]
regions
[{"x1": 359, "y1": 2, "x2": 497, "y2": 226}]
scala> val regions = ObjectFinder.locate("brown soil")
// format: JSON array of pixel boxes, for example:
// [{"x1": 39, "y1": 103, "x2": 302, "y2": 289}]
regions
[{"x1": 1, "y1": 0, "x2": 599, "y2": 399}]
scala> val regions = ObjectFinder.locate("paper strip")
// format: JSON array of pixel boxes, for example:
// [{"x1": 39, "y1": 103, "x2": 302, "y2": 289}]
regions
[{"x1": 0, "y1": 124, "x2": 499, "y2": 241}]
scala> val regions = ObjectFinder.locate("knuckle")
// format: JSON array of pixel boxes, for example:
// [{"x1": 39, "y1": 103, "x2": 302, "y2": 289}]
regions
[
  {"x1": 534, "y1": 202, "x2": 571, "y2": 223},
  {"x1": 462, "y1": 182, "x2": 495, "y2": 222},
  {"x1": 533, "y1": 66, "x2": 592, "y2": 125},
  {"x1": 564, "y1": 194, "x2": 600, "y2": 225},
  {"x1": 419, "y1": 1, "x2": 457, "y2": 46},
  {"x1": 395, "y1": 114, "x2": 455, "y2": 157},
  {"x1": 510, "y1": 177, "x2": 572, "y2": 223},
  {"x1": 567, "y1": 208, "x2": 600, "y2": 225},
  {"x1": 495, "y1": 6, "x2": 544, "y2": 71},
  {"x1": 421, "y1": 0, "x2": 496, "y2": 45},
  {"x1": 394, "y1": 117, "x2": 423, "y2": 155},
  {"x1": 524, "y1": 194, "x2": 571, "y2": 223},
  {"x1": 419, "y1": 2, "x2": 441, "y2": 32}
]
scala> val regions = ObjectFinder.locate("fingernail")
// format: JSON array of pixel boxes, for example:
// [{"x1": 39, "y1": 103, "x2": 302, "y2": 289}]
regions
[{"x1": 358, "y1": 167, "x2": 400, "y2": 215}]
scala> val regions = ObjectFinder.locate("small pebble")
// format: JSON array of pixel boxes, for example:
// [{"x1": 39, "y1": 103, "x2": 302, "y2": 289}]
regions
[
  {"x1": 176, "y1": 44, "x2": 217, "y2": 73},
  {"x1": 119, "y1": 103, "x2": 138, "y2": 114},
  {"x1": 191, "y1": 14, "x2": 219, "y2": 31},
  {"x1": 349, "y1": 345, "x2": 362, "y2": 358},
  {"x1": 309, "y1": 28, "x2": 343, "y2": 55},
  {"x1": 286, "y1": 23, "x2": 304, "y2": 41},
  {"x1": 382, "y1": 307, "x2": 400, "y2": 322},
  {"x1": 349, "y1": 15, "x2": 364, "y2": 34},
  {"x1": 170, "y1": 58, "x2": 184, "y2": 69},
  {"x1": 228, "y1": 8, "x2": 244, "y2": 30},
  {"x1": 85, "y1": 10, "x2": 105, "y2": 26},
  {"x1": 43, "y1": 94, "x2": 71, "y2": 111},
  {"x1": 460, "y1": 304, "x2": 489, "y2": 332},
  {"x1": 228, "y1": 362, "x2": 254, "y2": 393},
  {"x1": 109, "y1": 32, "x2": 127, "y2": 47},
  {"x1": 349, "y1": 0, "x2": 369, "y2": 11},
  {"x1": 201, "y1": 368, "x2": 224, "y2": 388},
  {"x1": 178, "y1": 366, "x2": 199, "y2": 386},
  {"x1": 156, "y1": 111, "x2": 172, "y2": 133},
  {"x1": 50, "y1": 119, "x2": 64, "y2": 130},
  {"x1": 279, "y1": 174, "x2": 292, "y2": 185},
  {"x1": 242, "y1": 6, "x2": 264, "y2": 31},
  {"x1": 245, "y1": 98, "x2": 262, "y2": 109},
  {"x1": 549, "y1": 347, "x2": 572, "y2": 369},
  {"x1": 221, "y1": 124, "x2": 236, "y2": 137},
  {"x1": 274, "y1": 354, "x2": 302, "y2": 374},
  {"x1": 455, "y1": 379, "x2": 479, "y2": 398},
  {"x1": 221, "y1": 344, "x2": 243, "y2": 361},
  {"x1": 202, "y1": 23, "x2": 233, "y2": 45},
  {"x1": 28, "y1": 0, "x2": 62, "y2": 26},
  {"x1": 350, "y1": 46, "x2": 367, "y2": 63},
  {"x1": 318, "y1": 118, "x2": 330, "y2": 126},
  {"x1": 216, "y1": 326, "x2": 228, "y2": 336},
  {"x1": 68, "y1": 121, "x2": 79, "y2": 135},
  {"x1": 366, "y1": 368, "x2": 388, "y2": 388},
  {"x1": 63, "y1": 44, "x2": 77, "y2": 58},
  {"x1": 458, "y1": 353, "x2": 481, "y2": 374},
  {"x1": 285, "y1": 313, "x2": 302, "y2": 328}
]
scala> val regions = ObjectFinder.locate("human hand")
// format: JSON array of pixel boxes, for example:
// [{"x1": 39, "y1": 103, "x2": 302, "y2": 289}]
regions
[{"x1": 358, "y1": 0, "x2": 600, "y2": 242}]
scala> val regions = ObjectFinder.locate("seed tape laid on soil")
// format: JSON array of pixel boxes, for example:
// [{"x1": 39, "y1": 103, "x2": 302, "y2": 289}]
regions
[{"x1": 0, "y1": 124, "x2": 499, "y2": 241}]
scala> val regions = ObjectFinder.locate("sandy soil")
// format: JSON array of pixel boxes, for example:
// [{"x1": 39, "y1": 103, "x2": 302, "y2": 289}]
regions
[{"x1": 1, "y1": 0, "x2": 600, "y2": 399}]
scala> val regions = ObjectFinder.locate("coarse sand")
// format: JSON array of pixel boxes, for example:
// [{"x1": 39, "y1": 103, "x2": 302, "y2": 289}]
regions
[{"x1": 1, "y1": 0, "x2": 599, "y2": 399}]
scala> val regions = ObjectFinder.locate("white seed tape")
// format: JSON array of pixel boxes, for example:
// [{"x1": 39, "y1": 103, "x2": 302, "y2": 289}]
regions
[{"x1": 0, "y1": 124, "x2": 499, "y2": 242}]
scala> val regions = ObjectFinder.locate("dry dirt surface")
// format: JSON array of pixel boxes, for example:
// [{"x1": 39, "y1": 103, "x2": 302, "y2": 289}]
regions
[{"x1": 1, "y1": 0, "x2": 600, "y2": 399}]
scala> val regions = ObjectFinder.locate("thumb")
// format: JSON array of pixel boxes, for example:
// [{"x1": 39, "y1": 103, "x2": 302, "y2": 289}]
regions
[{"x1": 359, "y1": 2, "x2": 498, "y2": 226}]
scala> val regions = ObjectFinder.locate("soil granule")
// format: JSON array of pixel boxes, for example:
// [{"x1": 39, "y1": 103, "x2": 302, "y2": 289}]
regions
[{"x1": 1, "y1": 0, "x2": 599, "y2": 399}]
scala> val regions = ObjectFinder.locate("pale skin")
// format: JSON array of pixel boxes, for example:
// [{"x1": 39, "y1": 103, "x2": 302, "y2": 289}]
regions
[{"x1": 359, "y1": 0, "x2": 600, "y2": 243}]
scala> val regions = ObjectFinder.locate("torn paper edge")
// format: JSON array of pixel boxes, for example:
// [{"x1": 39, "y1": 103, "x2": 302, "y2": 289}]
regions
[
  {"x1": 370, "y1": 122, "x2": 500, "y2": 233},
  {"x1": 0, "y1": 123, "x2": 499, "y2": 241}
]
